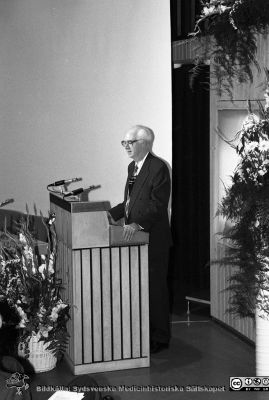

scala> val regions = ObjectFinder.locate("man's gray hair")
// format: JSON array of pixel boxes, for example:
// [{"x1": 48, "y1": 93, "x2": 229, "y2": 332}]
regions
[{"x1": 134, "y1": 125, "x2": 155, "y2": 145}]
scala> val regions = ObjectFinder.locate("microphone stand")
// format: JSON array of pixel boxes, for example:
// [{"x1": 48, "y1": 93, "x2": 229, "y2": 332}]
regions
[
  {"x1": 47, "y1": 179, "x2": 101, "y2": 202},
  {"x1": 47, "y1": 180, "x2": 81, "y2": 196},
  {"x1": 63, "y1": 185, "x2": 101, "y2": 202},
  {"x1": 46, "y1": 184, "x2": 65, "y2": 195}
]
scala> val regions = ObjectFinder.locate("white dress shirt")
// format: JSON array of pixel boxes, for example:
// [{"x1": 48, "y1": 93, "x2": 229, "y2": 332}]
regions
[
  {"x1": 135, "y1": 152, "x2": 149, "y2": 175},
  {"x1": 129, "y1": 153, "x2": 149, "y2": 230}
]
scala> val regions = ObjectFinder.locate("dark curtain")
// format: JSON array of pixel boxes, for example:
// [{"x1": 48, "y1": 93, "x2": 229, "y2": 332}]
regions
[
  {"x1": 169, "y1": 64, "x2": 210, "y2": 309},
  {"x1": 170, "y1": 0, "x2": 202, "y2": 41}
]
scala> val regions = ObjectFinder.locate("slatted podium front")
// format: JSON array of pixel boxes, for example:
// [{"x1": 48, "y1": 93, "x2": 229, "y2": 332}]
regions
[{"x1": 50, "y1": 193, "x2": 150, "y2": 374}]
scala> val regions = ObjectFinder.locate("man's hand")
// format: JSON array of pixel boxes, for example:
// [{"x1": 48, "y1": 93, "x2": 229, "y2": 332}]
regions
[
  {"x1": 123, "y1": 223, "x2": 140, "y2": 241},
  {"x1": 107, "y1": 212, "x2": 119, "y2": 226}
]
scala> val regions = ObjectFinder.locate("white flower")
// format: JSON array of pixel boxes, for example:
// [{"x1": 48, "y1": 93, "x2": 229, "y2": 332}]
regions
[
  {"x1": 0, "y1": 258, "x2": 6, "y2": 269},
  {"x1": 15, "y1": 305, "x2": 28, "y2": 327},
  {"x1": 264, "y1": 90, "x2": 269, "y2": 111},
  {"x1": 244, "y1": 142, "x2": 258, "y2": 153},
  {"x1": 21, "y1": 257, "x2": 27, "y2": 271},
  {"x1": 38, "y1": 263, "x2": 46, "y2": 278},
  {"x1": 41, "y1": 330, "x2": 49, "y2": 337},
  {"x1": 258, "y1": 169, "x2": 267, "y2": 177},
  {"x1": 48, "y1": 215, "x2": 56, "y2": 225},
  {"x1": 242, "y1": 114, "x2": 260, "y2": 130},
  {"x1": 50, "y1": 311, "x2": 58, "y2": 322},
  {"x1": 258, "y1": 140, "x2": 269, "y2": 152},
  {"x1": 23, "y1": 245, "x2": 33, "y2": 261},
  {"x1": 39, "y1": 325, "x2": 53, "y2": 338},
  {"x1": 48, "y1": 254, "x2": 55, "y2": 275},
  {"x1": 263, "y1": 256, "x2": 269, "y2": 265},
  {"x1": 202, "y1": 6, "x2": 215, "y2": 16},
  {"x1": 17, "y1": 319, "x2": 27, "y2": 328},
  {"x1": 237, "y1": 168, "x2": 243, "y2": 178},
  {"x1": 16, "y1": 305, "x2": 27, "y2": 318},
  {"x1": 219, "y1": 5, "x2": 227, "y2": 13},
  {"x1": 19, "y1": 233, "x2": 27, "y2": 245},
  {"x1": 50, "y1": 301, "x2": 68, "y2": 322}
]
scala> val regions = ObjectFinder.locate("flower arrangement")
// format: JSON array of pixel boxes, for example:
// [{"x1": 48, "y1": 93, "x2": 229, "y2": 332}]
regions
[
  {"x1": 0, "y1": 212, "x2": 70, "y2": 359},
  {"x1": 218, "y1": 76, "x2": 269, "y2": 318},
  {"x1": 191, "y1": 0, "x2": 269, "y2": 96}
]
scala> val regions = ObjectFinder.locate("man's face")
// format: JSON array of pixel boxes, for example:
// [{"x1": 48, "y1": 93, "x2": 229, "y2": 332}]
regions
[{"x1": 123, "y1": 130, "x2": 146, "y2": 161}]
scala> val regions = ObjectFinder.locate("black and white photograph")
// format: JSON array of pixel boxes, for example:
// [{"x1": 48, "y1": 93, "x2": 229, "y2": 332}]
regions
[{"x1": 0, "y1": 0, "x2": 269, "y2": 399}]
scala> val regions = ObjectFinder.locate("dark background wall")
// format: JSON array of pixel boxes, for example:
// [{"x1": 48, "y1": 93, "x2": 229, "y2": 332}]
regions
[
  {"x1": 169, "y1": 61, "x2": 210, "y2": 310},
  {"x1": 170, "y1": 0, "x2": 202, "y2": 40}
]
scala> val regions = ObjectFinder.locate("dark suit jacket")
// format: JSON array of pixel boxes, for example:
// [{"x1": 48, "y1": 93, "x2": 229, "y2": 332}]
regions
[{"x1": 109, "y1": 153, "x2": 172, "y2": 252}]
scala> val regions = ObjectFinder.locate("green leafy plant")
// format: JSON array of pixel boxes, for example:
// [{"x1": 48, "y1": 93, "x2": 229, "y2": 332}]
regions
[
  {"x1": 0, "y1": 212, "x2": 70, "y2": 359},
  {"x1": 191, "y1": 0, "x2": 269, "y2": 96}
]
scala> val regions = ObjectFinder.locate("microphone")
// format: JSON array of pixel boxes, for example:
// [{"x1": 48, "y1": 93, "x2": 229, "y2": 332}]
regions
[
  {"x1": 48, "y1": 177, "x2": 82, "y2": 187},
  {"x1": 63, "y1": 185, "x2": 101, "y2": 198}
]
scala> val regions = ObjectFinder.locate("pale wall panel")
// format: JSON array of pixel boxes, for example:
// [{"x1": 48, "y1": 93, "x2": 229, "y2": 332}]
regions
[{"x1": 0, "y1": 0, "x2": 172, "y2": 213}]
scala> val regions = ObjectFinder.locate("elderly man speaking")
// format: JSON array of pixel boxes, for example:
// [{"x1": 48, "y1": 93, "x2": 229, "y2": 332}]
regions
[{"x1": 108, "y1": 125, "x2": 172, "y2": 354}]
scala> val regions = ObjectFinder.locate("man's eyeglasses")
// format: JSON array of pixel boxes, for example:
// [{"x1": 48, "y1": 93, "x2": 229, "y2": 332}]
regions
[{"x1": 121, "y1": 139, "x2": 141, "y2": 147}]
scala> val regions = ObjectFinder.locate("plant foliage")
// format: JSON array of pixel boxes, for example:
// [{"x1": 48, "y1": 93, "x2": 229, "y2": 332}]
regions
[
  {"x1": 0, "y1": 212, "x2": 70, "y2": 359},
  {"x1": 218, "y1": 81, "x2": 269, "y2": 318},
  {"x1": 191, "y1": 0, "x2": 269, "y2": 96}
]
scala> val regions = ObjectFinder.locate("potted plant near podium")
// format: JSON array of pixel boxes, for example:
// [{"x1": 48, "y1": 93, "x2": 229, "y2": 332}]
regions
[
  {"x1": 218, "y1": 80, "x2": 269, "y2": 375},
  {"x1": 0, "y1": 212, "x2": 70, "y2": 373}
]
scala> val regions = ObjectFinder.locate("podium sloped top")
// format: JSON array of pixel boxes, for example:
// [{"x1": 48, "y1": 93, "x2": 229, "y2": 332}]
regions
[
  {"x1": 50, "y1": 193, "x2": 110, "y2": 213},
  {"x1": 50, "y1": 193, "x2": 149, "y2": 248}
]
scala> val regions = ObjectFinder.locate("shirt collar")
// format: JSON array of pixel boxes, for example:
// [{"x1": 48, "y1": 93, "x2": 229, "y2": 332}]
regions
[{"x1": 135, "y1": 152, "x2": 149, "y2": 174}]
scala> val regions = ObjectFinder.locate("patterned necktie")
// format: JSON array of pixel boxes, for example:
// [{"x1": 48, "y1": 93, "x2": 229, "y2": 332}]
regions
[
  {"x1": 125, "y1": 164, "x2": 138, "y2": 218},
  {"x1": 128, "y1": 164, "x2": 138, "y2": 194}
]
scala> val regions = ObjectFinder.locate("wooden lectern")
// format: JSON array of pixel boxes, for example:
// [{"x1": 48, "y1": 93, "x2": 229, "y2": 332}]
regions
[{"x1": 50, "y1": 193, "x2": 150, "y2": 374}]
